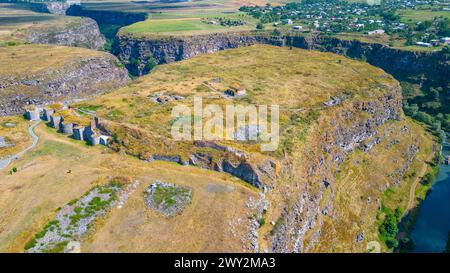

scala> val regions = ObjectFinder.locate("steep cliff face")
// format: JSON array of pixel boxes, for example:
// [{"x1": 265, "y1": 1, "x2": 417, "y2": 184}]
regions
[
  {"x1": 26, "y1": 17, "x2": 106, "y2": 50},
  {"x1": 290, "y1": 34, "x2": 449, "y2": 83},
  {"x1": 113, "y1": 31, "x2": 449, "y2": 82},
  {"x1": 0, "y1": 44, "x2": 129, "y2": 116},
  {"x1": 112, "y1": 31, "x2": 285, "y2": 75},
  {"x1": 66, "y1": 5, "x2": 147, "y2": 26},
  {"x1": 43, "y1": 2, "x2": 71, "y2": 15},
  {"x1": 271, "y1": 86, "x2": 402, "y2": 252}
]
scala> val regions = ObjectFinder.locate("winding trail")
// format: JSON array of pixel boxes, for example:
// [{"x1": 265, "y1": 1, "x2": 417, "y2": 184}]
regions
[
  {"x1": 0, "y1": 120, "x2": 41, "y2": 171},
  {"x1": 406, "y1": 152, "x2": 435, "y2": 212}
]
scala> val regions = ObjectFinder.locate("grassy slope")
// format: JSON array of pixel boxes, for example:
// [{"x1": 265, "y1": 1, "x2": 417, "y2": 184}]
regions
[
  {"x1": 74, "y1": 44, "x2": 398, "y2": 159},
  {"x1": 124, "y1": 18, "x2": 230, "y2": 34},
  {"x1": 0, "y1": 122, "x2": 259, "y2": 252},
  {"x1": 0, "y1": 44, "x2": 104, "y2": 76}
]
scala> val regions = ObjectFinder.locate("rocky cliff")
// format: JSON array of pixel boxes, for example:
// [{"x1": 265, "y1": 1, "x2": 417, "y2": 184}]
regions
[
  {"x1": 0, "y1": 44, "x2": 129, "y2": 116},
  {"x1": 66, "y1": 5, "x2": 147, "y2": 26},
  {"x1": 26, "y1": 17, "x2": 106, "y2": 50},
  {"x1": 113, "y1": 31, "x2": 449, "y2": 83},
  {"x1": 290, "y1": 34, "x2": 449, "y2": 84},
  {"x1": 112, "y1": 31, "x2": 284, "y2": 76}
]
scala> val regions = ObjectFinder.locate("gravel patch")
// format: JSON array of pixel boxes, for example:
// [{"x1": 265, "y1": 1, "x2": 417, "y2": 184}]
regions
[
  {"x1": 144, "y1": 181, "x2": 192, "y2": 217},
  {"x1": 25, "y1": 183, "x2": 122, "y2": 253}
]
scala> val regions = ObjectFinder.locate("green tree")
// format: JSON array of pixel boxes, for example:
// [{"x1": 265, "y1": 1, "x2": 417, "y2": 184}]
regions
[
  {"x1": 380, "y1": 214, "x2": 399, "y2": 239},
  {"x1": 256, "y1": 22, "x2": 265, "y2": 30},
  {"x1": 385, "y1": 237, "x2": 399, "y2": 249},
  {"x1": 272, "y1": 28, "x2": 281, "y2": 36}
]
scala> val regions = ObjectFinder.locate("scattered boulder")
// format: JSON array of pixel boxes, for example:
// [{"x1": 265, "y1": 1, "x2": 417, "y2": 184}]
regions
[{"x1": 149, "y1": 92, "x2": 185, "y2": 104}]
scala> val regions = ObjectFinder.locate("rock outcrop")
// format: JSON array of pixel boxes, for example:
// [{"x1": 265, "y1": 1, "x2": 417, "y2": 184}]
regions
[
  {"x1": 271, "y1": 85, "x2": 402, "y2": 252},
  {"x1": 26, "y1": 17, "x2": 106, "y2": 50},
  {"x1": 0, "y1": 45, "x2": 129, "y2": 116},
  {"x1": 112, "y1": 31, "x2": 284, "y2": 76}
]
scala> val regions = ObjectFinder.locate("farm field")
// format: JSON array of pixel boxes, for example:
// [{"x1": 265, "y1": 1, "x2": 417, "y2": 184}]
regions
[{"x1": 397, "y1": 9, "x2": 450, "y2": 24}]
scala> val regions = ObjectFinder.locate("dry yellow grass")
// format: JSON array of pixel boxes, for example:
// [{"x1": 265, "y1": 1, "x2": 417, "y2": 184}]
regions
[
  {"x1": 0, "y1": 116, "x2": 32, "y2": 159},
  {"x1": 74, "y1": 44, "x2": 397, "y2": 159},
  {"x1": 0, "y1": 44, "x2": 103, "y2": 76},
  {"x1": 0, "y1": 121, "x2": 259, "y2": 252}
]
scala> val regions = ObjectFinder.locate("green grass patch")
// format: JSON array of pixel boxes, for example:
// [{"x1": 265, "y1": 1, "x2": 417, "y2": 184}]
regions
[{"x1": 124, "y1": 19, "x2": 227, "y2": 34}]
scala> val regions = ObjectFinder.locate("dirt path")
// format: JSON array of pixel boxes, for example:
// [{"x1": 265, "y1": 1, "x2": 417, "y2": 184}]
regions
[
  {"x1": 0, "y1": 120, "x2": 40, "y2": 171},
  {"x1": 406, "y1": 153, "x2": 435, "y2": 211}
]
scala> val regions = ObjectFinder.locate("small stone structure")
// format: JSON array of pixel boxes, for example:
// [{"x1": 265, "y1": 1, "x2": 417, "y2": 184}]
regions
[
  {"x1": 90, "y1": 133, "x2": 101, "y2": 146},
  {"x1": 225, "y1": 84, "x2": 246, "y2": 97},
  {"x1": 99, "y1": 135, "x2": 109, "y2": 146},
  {"x1": 61, "y1": 121, "x2": 74, "y2": 135},
  {"x1": 50, "y1": 114, "x2": 62, "y2": 129},
  {"x1": 43, "y1": 108, "x2": 54, "y2": 121},
  {"x1": 149, "y1": 92, "x2": 185, "y2": 104},
  {"x1": 73, "y1": 126, "x2": 85, "y2": 141},
  {"x1": 44, "y1": 103, "x2": 64, "y2": 121},
  {"x1": 323, "y1": 96, "x2": 341, "y2": 107},
  {"x1": 25, "y1": 106, "x2": 40, "y2": 121}
]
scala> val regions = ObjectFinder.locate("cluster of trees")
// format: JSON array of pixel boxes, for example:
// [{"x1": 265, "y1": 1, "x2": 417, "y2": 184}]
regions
[
  {"x1": 202, "y1": 17, "x2": 246, "y2": 27},
  {"x1": 404, "y1": 17, "x2": 450, "y2": 45},
  {"x1": 379, "y1": 207, "x2": 403, "y2": 249},
  {"x1": 402, "y1": 82, "x2": 449, "y2": 142}
]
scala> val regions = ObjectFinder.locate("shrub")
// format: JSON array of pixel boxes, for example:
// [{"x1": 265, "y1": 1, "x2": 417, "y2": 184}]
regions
[
  {"x1": 385, "y1": 237, "x2": 399, "y2": 249},
  {"x1": 256, "y1": 22, "x2": 265, "y2": 30}
]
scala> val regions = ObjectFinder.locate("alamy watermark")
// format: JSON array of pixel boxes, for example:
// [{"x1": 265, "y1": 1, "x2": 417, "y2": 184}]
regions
[{"x1": 171, "y1": 97, "x2": 280, "y2": 152}]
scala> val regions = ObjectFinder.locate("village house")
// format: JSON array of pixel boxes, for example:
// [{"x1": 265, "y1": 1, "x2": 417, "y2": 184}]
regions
[
  {"x1": 284, "y1": 19, "x2": 293, "y2": 25},
  {"x1": 440, "y1": 37, "x2": 450, "y2": 44},
  {"x1": 430, "y1": 39, "x2": 440, "y2": 47},
  {"x1": 416, "y1": 41, "x2": 432, "y2": 47}
]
